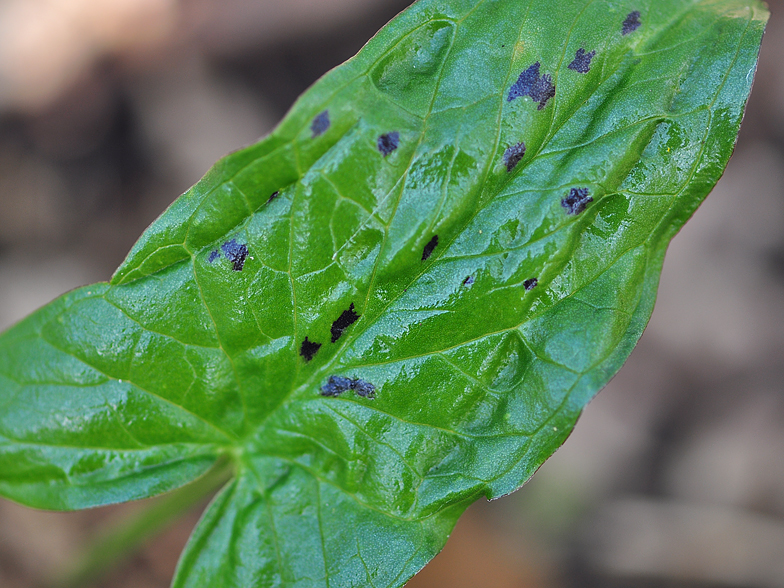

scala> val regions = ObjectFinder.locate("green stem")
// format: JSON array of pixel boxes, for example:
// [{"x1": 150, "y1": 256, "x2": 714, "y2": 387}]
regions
[{"x1": 52, "y1": 458, "x2": 234, "y2": 588}]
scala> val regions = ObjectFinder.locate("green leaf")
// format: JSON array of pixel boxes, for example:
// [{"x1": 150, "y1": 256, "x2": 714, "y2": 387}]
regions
[{"x1": 0, "y1": 0, "x2": 767, "y2": 586}]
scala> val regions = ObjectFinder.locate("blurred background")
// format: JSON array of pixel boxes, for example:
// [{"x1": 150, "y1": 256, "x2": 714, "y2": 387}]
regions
[{"x1": 0, "y1": 1, "x2": 783, "y2": 587}]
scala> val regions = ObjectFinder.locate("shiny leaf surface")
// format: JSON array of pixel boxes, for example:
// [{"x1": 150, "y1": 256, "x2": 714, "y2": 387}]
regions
[{"x1": 0, "y1": 0, "x2": 767, "y2": 586}]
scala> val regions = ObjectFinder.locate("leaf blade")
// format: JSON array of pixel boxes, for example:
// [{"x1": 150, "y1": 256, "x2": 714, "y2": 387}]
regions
[{"x1": 0, "y1": 0, "x2": 767, "y2": 585}]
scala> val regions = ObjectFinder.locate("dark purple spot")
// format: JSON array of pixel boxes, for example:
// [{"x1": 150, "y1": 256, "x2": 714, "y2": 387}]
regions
[
  {"x1": 311, "y1": 110, "x2": 330, "y2": 138},
  {"x1": 331, "y1": 303, "x2": 360, "y2": 343},
  {"x1": 320, "y1": 375, "x2": 353, "y2": 397},
  {"x1": 508, "y1": 63, "x2": 540, "y2": 101},
  {"x1": 524, "y1": 278, "x2": 538, "y2": 291},
  {"x1": 561, "y1": 188, "x2": 593, "y2": 215},
  {"x1": 267, "y1": 191, "x2": 279, "y2": 204},
  {"x1": 508, "y1": 62, "x2": 556, "y2": 110},
  {"x1": 221, "y1": 239, "x2": 249, "y2": 271},
  {"x1": 300, "y1": 337, "x2": 322, "y2": 362},
  {"x1": 622, "y1": 11, "x2": 641, "y2": 35},
  {"x1": 208, "y1": 250, "x2": 220, "y2": 263},
  {"x1": 422, "y1": 235, "x2": 439, "y2": 261},
  {"x1": 351, "y1": 378, "x2": 376, "y2": 399},
  {"x1": 378, "y1": 132, "x2": 400, "y2": 157},
  {"x1": 503, "y1": 142, "x2": 526, "y2": 172},
  {"x1": 531, "y1": 77, "x2": 556, "y2": 110},
  {"x1": 568, "y1": 48, "x2": 596, "y2": 74},
  {"x1": 320, "y1": 376, "x2": 376, "y2": 399},
  {"x1": 463, "y1": 275, "x2": 475, "y2": 286}
]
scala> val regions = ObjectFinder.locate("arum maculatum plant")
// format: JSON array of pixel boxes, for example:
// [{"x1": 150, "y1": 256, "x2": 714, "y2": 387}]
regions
[{"x1": 0, "y1": 0, "x2": 767, "y2": 586}]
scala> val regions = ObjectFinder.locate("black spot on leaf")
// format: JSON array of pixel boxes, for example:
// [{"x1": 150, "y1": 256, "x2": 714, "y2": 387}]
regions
[
  {"x1": 311, "y1": 110, "x2": 330, "y2": 138},
  {"x1": 330, "y1": 303, "x2": 360, "y2": 343},
  {"x1": 208, "y1": 250, "x2": 220, "y2": 263},
  {"x1": 524, "y1": 278, "x2": 538, "y2": 291},
  {"x1": 320, "y1": 375, "x2": 353, "y2": 397},
  {"x1": 422, "y1": 235, "x2": 439, "y2": 261},
  {"x1": 508, "y1": 62, "x2": 556, "y2": 110},
  {"x1": 378, "y1": 132, "x2": 400, "y2": 156},
  {"x1": 267, "y1": 191, "x2": 279, "y2": 204},
  {"x1": 622, "y1": 11, "x2": 642, "y2": 35},
  {"x1": 463, "y1": 275, "x2": 474, "y2": 286},
  {"x1": 561, "y1": 188, "x2": 593, "y2": 215},
  {"x1": 568, "y1": 48, "x2": 596, "y2": 73},
  {"x1": 300, "y1": 337, "x2": 322, "y2": 362},
  {"x1": 320, "y1": 376, "x2": 376, "y2": 399},
  {"x1": 221, "y1": 239, "x2": 249, "y2": 271},
  {"x1": 503, "y1": 142, "x2": 526, "y2": 172}
]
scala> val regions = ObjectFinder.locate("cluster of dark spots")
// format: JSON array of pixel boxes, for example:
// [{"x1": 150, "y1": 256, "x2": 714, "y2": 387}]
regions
[
  {"x1": 208, "y1": 250, "x2": 220, "y2": 263},
  {"x1": 331, "y1": 303, "x2": 360, "y2": 343},
  {"x1": 463, "y1": 275, "x2": 475, "y2": 286},
  {"x1": 300, "y1": 337, "x2": 322, "y2": 362},
  {"x1": 508, "y1": 62, "x2": 556, "y2": 110},
  {"x1": 378, "y1": 132, "x2": 400, "y2": 157},
  {"x1": 503, "y1": 142, "x2": 526, "y2": 172},
  {"x1": 311, "y1": 110, "x2": 330, "y2": 138},
  {"x1": 622, "y1": 11, "x2": 642, "y2": 35},
  {"x1": 524, "y1": 278, "x2": 538, "y2": 291},
  {"x1": 320, "y1": 375, "x2": 376, "y2": 398},
  {"x1": 561, "y1": 188, "x2": 593, "y2": 215},
  {"x1": 568, "y1": 48, "x2": 596, "y2": 74},
  {"x1": 221, "y1": 239, "x2": 249, "y2": 271},
  {"x1": 267, "y1": 191, "x2": 279, "y2": 204},
  {"x1": 422, "y1": 235, "x2": 439, "y2": 261}
]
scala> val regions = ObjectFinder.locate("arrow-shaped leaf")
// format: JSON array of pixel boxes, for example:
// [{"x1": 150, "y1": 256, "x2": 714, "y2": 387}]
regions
[{"x1": 0, "y1": 0, "x2": 767, "y2": 586}]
